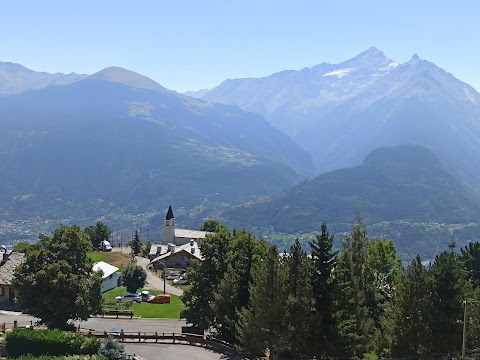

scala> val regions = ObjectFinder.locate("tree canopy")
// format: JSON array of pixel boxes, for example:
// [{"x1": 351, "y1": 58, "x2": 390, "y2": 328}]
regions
[
  {"x1": 122, "y1": 263, "x2": 147, "y2": 293},
  {"x1": 84, "y1": 221, "x2": 112, "y2": 250},
  {"x1": 182, "y1": 218, "x2": 477, "y2": 359},
  {"x1": 13, "y1": 225, "x2": 103, "y2": 329}
]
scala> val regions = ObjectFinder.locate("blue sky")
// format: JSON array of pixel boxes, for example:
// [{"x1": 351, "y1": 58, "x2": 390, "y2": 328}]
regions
[{"x1": 1, "y1": 1, "x2": 479, "y2": 92}]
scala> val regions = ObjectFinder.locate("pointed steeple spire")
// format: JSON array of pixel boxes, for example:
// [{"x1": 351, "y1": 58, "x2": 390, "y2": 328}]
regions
[{"x1": 166, "y1": 205, "x2": 174, "y2": 220}]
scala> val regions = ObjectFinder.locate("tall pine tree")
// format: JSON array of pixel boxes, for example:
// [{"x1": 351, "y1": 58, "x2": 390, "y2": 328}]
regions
[
  {"x1": 284, "y1": 238, "x2": 313, "y2": 359},
  {"x1": 236, "y1": 245, "x2": 287, "y2": 359},
  {"x1": 392, "y1": 255, "x2": 432, "y2": 357},
  {"x1": 309, "y1": 222, "x2": 338, "y2": 357}
]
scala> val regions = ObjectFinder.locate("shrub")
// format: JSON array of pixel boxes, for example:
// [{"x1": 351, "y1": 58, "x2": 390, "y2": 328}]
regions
[
  {"x1": 5, "y1": 328, "x2": 100, "y2": 358},
  {"x1": 98, "y1": 337, "x2": 126, "y2": 360}
]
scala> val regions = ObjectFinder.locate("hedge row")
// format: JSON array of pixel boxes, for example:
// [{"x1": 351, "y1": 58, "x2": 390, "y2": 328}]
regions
[
  {"x1": 5, "y1": 329, "x2": 100, "y2": 358},
  {"x1": 9, "y1": 356, "x2": 104, "y2": 360}
]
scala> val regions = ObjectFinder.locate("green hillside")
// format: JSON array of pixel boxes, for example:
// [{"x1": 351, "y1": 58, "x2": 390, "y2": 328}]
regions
[
  {"x1": 219, "y1": 145, "x2": 480, "y2": 260},
  {"x1": 0, "y1": 70, "x2": 313, "y2": 241}
]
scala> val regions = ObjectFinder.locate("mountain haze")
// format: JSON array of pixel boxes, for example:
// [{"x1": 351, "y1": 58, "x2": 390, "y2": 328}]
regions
[
  {"x1": 200, "y1": 48, "x2": 480, "y2": 189},
  {"x1": 0, "y1": 66, "x2": 313, "y2": 237},
  {"x1": 0, "y1": 61, "x2": 87, "y2": 94},
  {"x1": 219, "y1": 145, "x2": 480, "y2": 259}
]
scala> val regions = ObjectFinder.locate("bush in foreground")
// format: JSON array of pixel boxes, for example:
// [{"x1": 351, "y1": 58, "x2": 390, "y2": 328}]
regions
[
  {"x1": 9, "y1": 356, "x2": 104, "y2": 360},
  {"x1": 5, "y1": 328, "x2": 100, "y2": 358},
  {"x1": 98, "y1": 337, "x2": 126, "y2": 360}
]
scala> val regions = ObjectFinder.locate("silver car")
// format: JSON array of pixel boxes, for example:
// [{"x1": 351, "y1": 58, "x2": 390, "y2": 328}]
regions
[{"x1": 115, "y1": 293, "x2": 141, "y2": 303}]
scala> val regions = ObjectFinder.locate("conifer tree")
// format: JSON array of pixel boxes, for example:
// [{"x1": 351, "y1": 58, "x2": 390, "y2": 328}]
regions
[
  {"x1": 392, "y1": 255, "x2": 432, "y2": 357},
  {"x1": 130, "y1": 230, "x2": 142, "y2": 255},
  {"x1": 182, "y1": 224, "x2": 232, "y2": 331},
  {"x1": 284, "y1": 238, "x2": 313, "y2": 359},
  {"x1": 309, "y1": 222, "x2": 338, "y2": 356},
  {"x1": 339, "y1": 213, "x2": 376, "y2": 357},
  {"x1": 333, "y1": 249, "x2": 363, "y2": 358},
  {"x1": 211, "y1": 230, "x2": 267, "y2": 343},
  {"x1": 236, "y1": 245, "x2": 287, "y2": 359},
  {"x1": 461, "y1": 241, "x2": 480, "y2": 288},
  {"x1": 429, "y1": 244, "x2": 467, "y2": 353}
]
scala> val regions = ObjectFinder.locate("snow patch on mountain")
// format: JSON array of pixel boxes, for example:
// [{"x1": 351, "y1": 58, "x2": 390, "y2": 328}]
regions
[
  {"x1": 464, "y1": 86, "x2": 477, "y2": 104},
  {"x1": 323, "y1": 68, "x2": 353, "y2": 78}
]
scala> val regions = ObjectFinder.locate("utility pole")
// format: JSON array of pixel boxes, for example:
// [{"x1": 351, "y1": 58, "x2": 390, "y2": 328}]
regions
[{"x1": 462, "y1": 299, "x2": 467, "y2": 360}]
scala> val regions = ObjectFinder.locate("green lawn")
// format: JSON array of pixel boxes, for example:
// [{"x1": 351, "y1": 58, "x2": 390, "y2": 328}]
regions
[
  {"x1": 87, "y1": 251, "x2": 131, "y2": 271},
  {"x1": 102, "y1": 287, "x2": 184, "y2": 319}
]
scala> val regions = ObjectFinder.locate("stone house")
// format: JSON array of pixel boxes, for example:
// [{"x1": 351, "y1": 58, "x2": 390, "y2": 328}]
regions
[{"x1": 0, "y1": 251, "x2": 25, "y2": 303}]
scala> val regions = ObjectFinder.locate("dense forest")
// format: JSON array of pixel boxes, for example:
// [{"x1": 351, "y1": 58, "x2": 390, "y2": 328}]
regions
[{"x1": 182, "y1": 216, "x2": 480, "y2": 359}]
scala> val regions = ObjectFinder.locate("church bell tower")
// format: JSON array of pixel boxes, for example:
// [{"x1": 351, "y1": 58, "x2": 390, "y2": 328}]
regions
[{"x1": 163, "y1": 205, "x2": 176, "y2": 244}]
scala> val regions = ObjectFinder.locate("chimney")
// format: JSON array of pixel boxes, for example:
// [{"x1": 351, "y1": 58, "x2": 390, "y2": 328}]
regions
[
  {"x1": 167, "y1": 243, "x2": 172, "y2": 252},
  {"x1": 171, "y1": 245, "x2": 176, "y2": 253},
  {"x1": 190, "y1": 239, "x2": 194, "y2": 246},
  {"x1": 1, "y1": 251, "x2": 9, "y2": 265},
  {"x1": 191, "y1": 247, "x2": 195, "y2": 254}
]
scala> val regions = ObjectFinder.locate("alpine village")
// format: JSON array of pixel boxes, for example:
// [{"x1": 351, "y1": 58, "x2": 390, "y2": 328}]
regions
[{"x1": 2, "y1": 12, "x2": 480, "y2": 360}]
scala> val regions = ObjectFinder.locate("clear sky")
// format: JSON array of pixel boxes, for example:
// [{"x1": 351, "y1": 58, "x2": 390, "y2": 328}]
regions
[{"x1": 1, "y1": 1, "x2": 479, "y2": 92}]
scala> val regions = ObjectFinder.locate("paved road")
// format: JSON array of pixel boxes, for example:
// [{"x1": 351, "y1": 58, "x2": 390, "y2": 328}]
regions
[
  {"x1": 124, "y1": 343, "x2": 237, "y2": 360},
  {"x1": 111, "y1": 246, "x2": 183, "y2": 296},
  {"x1": 135, "y1": 256, "x2": 184, "y2": 296},
  {"x1": 0, "y1": 313, "x2": 235, "y2": 360}
]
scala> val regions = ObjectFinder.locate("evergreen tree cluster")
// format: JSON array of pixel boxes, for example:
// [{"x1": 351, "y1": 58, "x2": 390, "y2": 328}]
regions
[{"x1": 183, "y1": 217, "x2": 480, "y2": 359}]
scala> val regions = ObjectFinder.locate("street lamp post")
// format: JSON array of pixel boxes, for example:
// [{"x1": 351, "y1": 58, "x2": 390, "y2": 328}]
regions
[
  {"x1": 462, "y1": 299, "x2": 479, "y2": 360},
  {"x1": 158, "y1": 260, "x2": 166, "y2": 294}
]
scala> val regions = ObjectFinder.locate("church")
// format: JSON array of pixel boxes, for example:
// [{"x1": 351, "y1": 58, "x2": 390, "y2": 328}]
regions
[
  {"x1": 149, "y1": 206, "x2": 211, "y2": 269},
  {"x1": 162, "y1": 205, "x2": 210, "y2": 246}
]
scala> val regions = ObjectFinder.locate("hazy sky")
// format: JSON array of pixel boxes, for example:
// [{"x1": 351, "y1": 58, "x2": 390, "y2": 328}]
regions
[{"x1": 2, "y1": 1, "x2": 479, "y2": 92}]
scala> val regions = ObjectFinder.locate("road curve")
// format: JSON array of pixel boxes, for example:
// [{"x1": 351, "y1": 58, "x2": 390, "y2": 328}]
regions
[{"x1": 135, "y1": 256, "x2": 184, "y2": 296}]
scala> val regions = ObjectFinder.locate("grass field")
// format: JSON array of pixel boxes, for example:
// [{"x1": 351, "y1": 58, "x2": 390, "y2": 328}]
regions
[
  {"x1": 87, "y1": 251, "x2": 131, "y2": 270},
  {"x1": 102, "y1": 286, "x2": 184, "y2": 319}
]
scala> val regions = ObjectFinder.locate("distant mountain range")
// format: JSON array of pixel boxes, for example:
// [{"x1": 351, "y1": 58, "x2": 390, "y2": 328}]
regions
[
  {"x1": 197, "y1": 48, "x2": 480, "y2": 190},
  {"x1": 219, "y1": 145, "x2": 480, "y2": 260},
  {"x1": 0, "y1": 65, "x2": 313, "y2": 239},
  {"x1": 2, "y1": 52, "x2": 480, "y2": 260},
  {"x1": 0, "y1": 61, "x2": 87, "y2": 94}
]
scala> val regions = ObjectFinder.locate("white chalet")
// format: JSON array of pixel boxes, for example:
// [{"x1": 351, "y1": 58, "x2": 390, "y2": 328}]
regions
[{"x1": 92, "y1": 261, "x2": 122, "y2": 293}]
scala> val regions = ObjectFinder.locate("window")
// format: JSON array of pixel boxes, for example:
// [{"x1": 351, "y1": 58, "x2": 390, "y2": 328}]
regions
[{"x1": 0, "y1": 287, "x2": 4, "y2": 296}]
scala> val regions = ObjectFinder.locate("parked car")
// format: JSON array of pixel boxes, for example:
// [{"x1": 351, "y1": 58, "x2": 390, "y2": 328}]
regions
[
  {"x1": 110, "y1": 327, "x2": 124, "y2": 336},
  {"x1": 138, "y1": 290, "x2": 154, "y2": 302},
  {"x1": 147, "y1": 294, "x2": 171, "y2": 304},
  {"x1": 115, "y1": 293, "x2": 141, "y2": 303},
  {"x1": 173, "y1": 276, "x2": 189, "y2": 285}
]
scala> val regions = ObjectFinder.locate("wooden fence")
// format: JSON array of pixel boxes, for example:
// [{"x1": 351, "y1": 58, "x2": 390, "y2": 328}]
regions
[{"x1": 81, "y1": 330, "x2": 234, "y2": 354}]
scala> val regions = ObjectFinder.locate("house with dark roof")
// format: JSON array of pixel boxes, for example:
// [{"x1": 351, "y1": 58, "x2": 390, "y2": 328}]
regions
[
  {"x1": 150, "y1": 240, "x2": 202, "y2": 269},
  {"x1": 0, "y1": 251, "x2": 25, "y2": 303}
]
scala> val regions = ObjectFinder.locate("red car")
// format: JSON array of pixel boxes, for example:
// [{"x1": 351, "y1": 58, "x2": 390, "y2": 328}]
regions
[{"x1": 147, "y1": 294, "x2": 171, "y2": 304}]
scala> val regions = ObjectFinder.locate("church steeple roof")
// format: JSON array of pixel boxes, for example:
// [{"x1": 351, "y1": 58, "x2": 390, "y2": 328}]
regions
[{"x1": 166, "y1": 205, "x2": 174, "y2": 220}]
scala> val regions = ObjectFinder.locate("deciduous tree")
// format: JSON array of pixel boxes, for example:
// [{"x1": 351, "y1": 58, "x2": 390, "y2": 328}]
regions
[
  {"x1": 182, "y1": 224, "x2": 232, "y2": 331},
  {"x1": 85, "y1": 221, "x2": 112, "y2": 250},
  {"x1": 13, "y1": 225, "x2": 103, "y2": 329},
  {"x1": 122, "y1": 263, "x2": 147, "y2": 293}
]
